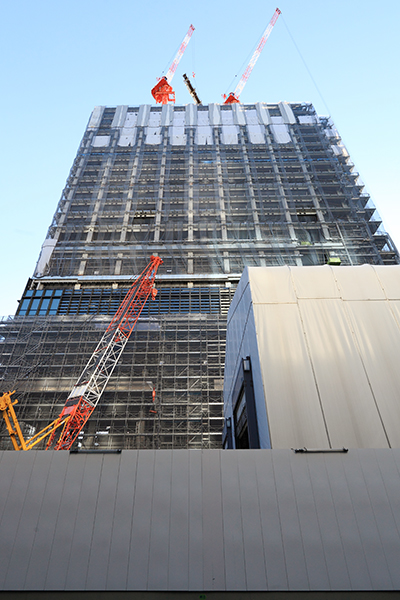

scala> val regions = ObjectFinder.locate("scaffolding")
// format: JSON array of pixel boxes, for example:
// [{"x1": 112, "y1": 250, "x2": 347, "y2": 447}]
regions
[{"x1": 2, "y1": 101, "x2": 398, "y2": 451}]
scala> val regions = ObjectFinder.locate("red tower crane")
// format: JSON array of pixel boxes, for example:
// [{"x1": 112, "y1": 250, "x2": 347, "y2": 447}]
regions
[
  {"x1": 151, "y1": 25, "x2": 195, "y2": 105},
  {"x1": 224, "y1": 8, "x2": 281, "y2": 105},
  {"x1": 1, "y1": 256, "x2": 163, "y2": 451},
  {"x1": 47, "y1": 255, "x2": 163, "y2": 450}
]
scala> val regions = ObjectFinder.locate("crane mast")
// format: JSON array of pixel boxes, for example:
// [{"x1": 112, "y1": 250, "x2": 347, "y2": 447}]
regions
[
  {"x1": 151, "y1": 25, "x2": 195, "y2": 105},
  {"x1": 224, "y1": 8, "x2": 281, "y2": 104}
]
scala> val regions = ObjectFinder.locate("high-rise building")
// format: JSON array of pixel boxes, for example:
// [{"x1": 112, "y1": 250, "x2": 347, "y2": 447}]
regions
[{"x1": 1, "y1": 101, "x2": 398, "y2": 451}]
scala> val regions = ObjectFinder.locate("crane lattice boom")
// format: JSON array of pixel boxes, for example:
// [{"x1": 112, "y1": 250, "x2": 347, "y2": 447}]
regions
[
  {"x1": 166, "y1": 25, "x2": 195, "y2": 84},
  {"x1": 151, "y1": 25, "x2": 195, "y2": 105},
  {"x1": 48, "y1": 255, "x2": 163, "y2": 450},
  {"x1": 224, "y1": 8, "x2": 281, "y2": 104}
]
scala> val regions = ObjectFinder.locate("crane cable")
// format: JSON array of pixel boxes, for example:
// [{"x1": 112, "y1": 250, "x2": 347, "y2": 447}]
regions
[{"x1": 281, "y1": 14, "x2": 331, "y2": 117}]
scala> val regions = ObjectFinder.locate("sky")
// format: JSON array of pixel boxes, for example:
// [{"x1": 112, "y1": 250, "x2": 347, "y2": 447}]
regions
[{"x1": 1, "y1": 0, "x2": 399, "y2": 316}]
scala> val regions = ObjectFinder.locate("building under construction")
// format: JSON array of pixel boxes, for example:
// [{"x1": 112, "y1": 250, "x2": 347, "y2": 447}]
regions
[{"x1": 1, "y1": 101, "x2": 398, "y2": 450}]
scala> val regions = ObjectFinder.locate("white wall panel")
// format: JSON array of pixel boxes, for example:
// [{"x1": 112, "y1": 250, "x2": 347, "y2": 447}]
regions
[
  {"x1": 253, "y1": 303, "x2": 330, "y2": 449},
  {"x1": 270, "y1": 123, "x2": 291, "y2": 144},
  {"x1": 290, "y1": 264, "x2": 340, "y2": 299},
  {"x1": 87, "y1": 106, "x2": 104, "y2": 128},
  {"x1": 226, "y1": 266, "x2": 400, "y2": 450},
  {"x1": 373, "y1": 265, "x2": 400, "y2": 299},
  {"x1": 92, "y1": 135, "x2": 110, "y2": 147},
  {"x1": 248, "y1": 265, "x2": 296, "y2": 304},
  {"x1": 185, "y1": 103, "x2": 197, "y2": 126},
  {"x1": 299, "y1": 298, "x2": 389, "y2": 448},
  {"x1": 345, "y1": 301, "x2": 400, "y2": 446},
  {"x1": 279, "y1": 101, "x2": 296, "y2": 124},
  {"x1": 111, "y1": 105, "x2": 128, "y2": 128},
  {"x1": 255, "y1": 102, "x2": 271, "y2": 125},
  {"x1": 333, "y1": 264, "x2": 385, "y2": 300},
  {"x1": 137, "y1": 104, "x2": 150, "y2": 127}
]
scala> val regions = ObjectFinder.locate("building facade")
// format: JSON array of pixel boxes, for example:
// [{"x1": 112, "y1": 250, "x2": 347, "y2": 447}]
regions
[{"x1": 1, "y1": 101, "x2": 398, "y2": 450}]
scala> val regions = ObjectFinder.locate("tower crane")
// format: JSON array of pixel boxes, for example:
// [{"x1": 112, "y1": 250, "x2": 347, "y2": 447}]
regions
[
  {"x1": 0, "y1": 255, "x2": 163, "y2": 451},
  {"x1": 224, "y1": 8, "x2": 281, "y2": 105},
  {"x1": 151, "y1": 25, "x2": 195, "y2": 105}
]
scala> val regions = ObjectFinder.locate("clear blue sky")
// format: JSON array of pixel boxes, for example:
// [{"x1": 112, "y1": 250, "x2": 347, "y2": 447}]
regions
[{"x1": 1, "y1": 0, "x2": 399, "y2": 316}]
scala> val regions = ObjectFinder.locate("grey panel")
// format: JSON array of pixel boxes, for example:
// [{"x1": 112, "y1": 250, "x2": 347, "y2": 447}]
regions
[
  {"x1": 147, "y1": 451, "x2": 172, "y2": 590},
  {"x1": 6, "y1": 451, "x2": 54, "y2": 589},
  {"x1": 106, "y1": 450, "x2": 138, "y2": 589},
  {"x1": 322, "y1": 454, "x2": 372, "y2": 590},
  {"x1": 253, "y1": 304, "x2": 329, "y2": 449},
  {"x1": 23, "y1": 452, "x2": 70, "y2": 590},
  {"x1": 253, "y1": 451, "x2": 288, "y2": 590},
  {"x1": 168, "y1": 451, "x2": 189, "y2": 590},
  {"x1": 220, "y1": 450, "x2": 246, "y2": 590},
  {"x1": 202, "y1": 450, "x2": 226, "y2": 590},
  {"x1": 126, "y1": 450, "x2": 156, "y2": 589},
  {"x1": 357, "y1": 450, "x2": 400, "y2": 587},
  {"x1": 0, "y1": 451, "x2": 37, "y2": 588},
  {"x1": 0, "y1": 449, "x2": 400, "y2": 592},
  {"x1": 299, "y1": 298, "x2": 388, "y2": 448},
  {"x1": 288, "y1": 453, "x2": 331, "y2": 589},
  {"x1": 86, "y1": 453, "x2": 121, "y2": 590},
  {"x1": 306, "y1": 456, "x2": 351, "y2": 589},
  {"x1": 271, "y1": 451, "x2": 309, "y2": 589},
  {"x1": 45, "y1": 453, "x2": 88, "y2": 589},
  {"x1": 64, "y1": 455, "x2": 103, "y2": 589},
  {"x1": 341, "y1": 452, "x2": 393, "y2": 589},
  {"x1": 345, "y1": 301, "x2": 400, "y2": 447},
  {"x1": 236, "y1": 452, "x2": 267, "y2": 590},
  {"x1": 375, "y1": 450, "x2": 400, "y2": 536},
  {"x1": 111, "y1": 105, "x2": 128, "y2": 128},
  {"x1": 188, "y1": 451, "x2": 204, "y2": 590}
]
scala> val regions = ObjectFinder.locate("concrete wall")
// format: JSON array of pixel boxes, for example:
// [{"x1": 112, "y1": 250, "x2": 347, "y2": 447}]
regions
[{"x1": 1, "y1": 448, "x2": 400, "y2": 592}]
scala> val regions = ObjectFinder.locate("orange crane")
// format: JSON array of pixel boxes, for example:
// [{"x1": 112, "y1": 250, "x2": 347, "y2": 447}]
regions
[
  {"x1": 0, "y1": 255, "x2": 163, "y2": 451},
  {"x1": 224, "y1": 8, "x2": 281, "y2": 104},
  {"x1": 151, "y1": 25, "x2": 195, "y2": 105}
]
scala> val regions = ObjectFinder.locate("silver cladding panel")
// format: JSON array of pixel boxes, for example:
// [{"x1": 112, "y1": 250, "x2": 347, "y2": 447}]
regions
[
  {"x1": 1, "y1": 449, "x2": 400, "y2": 591},
  {"x1": 224, "y1": 265, "x2": 400, "y2": 449}
]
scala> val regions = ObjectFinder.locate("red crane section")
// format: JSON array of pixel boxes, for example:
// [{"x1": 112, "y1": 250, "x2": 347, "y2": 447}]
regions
[
  {"x1": 151, "y1": 25, "x2": 195, "y2": 105},
  {"x1": 224, "y1": 8, "x2": 281, "y2": 104},
  {"x1": 47, "y1": 255, "x2": 163, "y2": 451}
]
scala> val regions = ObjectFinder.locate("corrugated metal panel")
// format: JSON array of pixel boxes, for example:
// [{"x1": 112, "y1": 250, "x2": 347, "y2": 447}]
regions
[
  {"x1": 106, "y1": 450, "x2": 138, "y2": 589},
  {"x1": 1, "y1": 449, "x2": 400, "y2": 592},
  {"x1": 44, "y1": 453, "x2": 88, "y2": 589},
  {"x1": 253, "y1": 303, "x2": 330, "y2": 449},
  {"x1": 23, "y1": 452, "x2": 69, "y2": 589},
  {"x1": 65, "y1": 454, "x2": 104, "y2": 589},
  {"x1": 226, "y1": 266, "x2": 400, "y2": 450},
  {"x1": 298, "y1": 298, "x2": 389, "y2": 448},
  {"x1": 126, "y1": 450, "x2": 155, "y2": 589}
]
